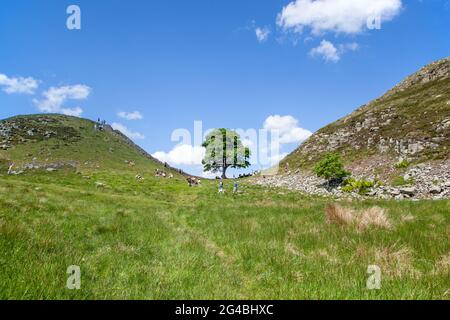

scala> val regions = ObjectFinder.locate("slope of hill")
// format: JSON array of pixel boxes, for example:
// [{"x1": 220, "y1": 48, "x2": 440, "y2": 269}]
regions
[
  {"x1": 284, "y1": 57, "x2": 450, "y2": 170},
  {"x1": 257, "y1": 57, "x2": 450, "y2": 199},
  {"x1": 0, "y1": 114, "x2": 179, "y2": 175}
]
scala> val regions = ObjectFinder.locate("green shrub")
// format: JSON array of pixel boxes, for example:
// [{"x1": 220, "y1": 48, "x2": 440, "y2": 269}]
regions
[
  {"x1": 395, "y1": 160, "x2": 410, "y2": 169},
  {"x1": 392, "y1": 176, "x2": 415, "y2": 187},
  {"x1": 314, "y1": 153, "x2": 350, "y2": 184},
  {"x1": 342, "y1": 178, "x2": 375, "y2": 195}
]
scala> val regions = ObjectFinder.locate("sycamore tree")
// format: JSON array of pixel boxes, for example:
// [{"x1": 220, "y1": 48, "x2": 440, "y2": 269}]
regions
[{"x1": 202, "y1": 128, "x2": 251, "y2": 179}]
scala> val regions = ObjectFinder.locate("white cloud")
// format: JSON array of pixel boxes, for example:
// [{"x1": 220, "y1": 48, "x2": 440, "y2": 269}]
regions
[
  {"x1": 111, "y1": 122, "x2": 145, "y2": 140},
  {"x1": 201, "y1": 171, "x2": 219, "y2": 179},
  {"x1": 263, "y1": 115, "x2": 312, "y2": 144},
  {"x1": 117, "y1": 111, "x2": 143, "y2": 120},
  {"x1": 33, "y1": 84, "x2": 91, "y2": 117},
  {"x1": 310, "y1": 40, "x2": 359, "y2": 62},
  {"x1": 0, "y1": 73, "x2": 39, "y2": 94},
  {"x1": 341, "y1": 42, "x2": 359, "y2": 51},
  {"x1": 310, "y1": 40, "x2": 340, "y2": 62},
  {"x1": 269, "y1": 152, "x2": 289, "y2": 164},
  {"x1": 255, "y1": 27, "x2": 270, "y2": 42},
  {"x1": 152, "y1": 144, "x2": 205, "y2": 166},
  {"x1": 277, "y1": 0, "x2": 402, "y2": 35}
]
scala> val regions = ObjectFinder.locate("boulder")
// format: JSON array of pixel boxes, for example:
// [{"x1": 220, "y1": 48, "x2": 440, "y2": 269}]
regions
[
  {"x1": 429, "y1": 186, "x2": 442, "y2": 194},
  {"x1": 400, "y1": 187, "x2": 416, "y2": 196},
  {"x1": 389, "y1": 188, "x2": 401, "y2": 196}
]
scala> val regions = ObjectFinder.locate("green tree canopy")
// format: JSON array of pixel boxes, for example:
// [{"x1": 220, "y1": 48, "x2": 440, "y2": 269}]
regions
[
  {"x1": 313, "y1": 153, "x2": 350, "y2": 184},
  {"x1": 202, "y1": 128, "x2": 251, "y2": 179}
]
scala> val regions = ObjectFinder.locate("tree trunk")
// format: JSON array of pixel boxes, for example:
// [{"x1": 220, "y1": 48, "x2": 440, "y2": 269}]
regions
[{"x1": 222, "y1": 166, "x2": 227, "y2": 179}]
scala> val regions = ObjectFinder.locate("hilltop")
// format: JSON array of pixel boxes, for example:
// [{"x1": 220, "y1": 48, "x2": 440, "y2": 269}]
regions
[
  {"x1": 257, "y1": 57, "x2": 450, "y2": 200},
  {"x1": 0, "y1": 114, "x2": 181, "y2": 176}
]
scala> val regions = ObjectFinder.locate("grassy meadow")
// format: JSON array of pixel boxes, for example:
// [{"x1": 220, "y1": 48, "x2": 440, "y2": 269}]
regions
[{"x1": 0, "y1": 167, "x2": 448, "y2": 300}]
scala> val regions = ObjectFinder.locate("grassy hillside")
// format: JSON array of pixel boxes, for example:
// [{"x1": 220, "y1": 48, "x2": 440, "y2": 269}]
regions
[
  {"x1": 0, "y1": 114, "x2": 448, "y2": 299},
  {"x1": 282, "y1": 57, "x2": 450, "y2": 173},
  {"x1": 0, "y1": 114, "x2": 179, "y2": 177}
]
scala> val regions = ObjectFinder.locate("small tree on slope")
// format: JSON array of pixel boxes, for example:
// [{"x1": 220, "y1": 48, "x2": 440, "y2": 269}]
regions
[{"x1": 313, "y1": 153, "x2": 350, "y2": 185}]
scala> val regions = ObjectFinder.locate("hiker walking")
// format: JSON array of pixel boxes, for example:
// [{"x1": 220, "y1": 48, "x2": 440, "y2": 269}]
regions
[
  {"x1": 233, "y1": 180, "x2": 238, "y2": 193},
  {"x1": 218, "y1": 179, "x2": 225, "y2": 194},
  {"x1": 7, "y1": 163, "x2": 14, "y2": 175}
]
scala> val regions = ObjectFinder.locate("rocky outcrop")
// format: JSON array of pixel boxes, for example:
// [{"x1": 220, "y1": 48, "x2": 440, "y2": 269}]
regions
[
  {"x1": 0, "y1": 115, "x2": 79, "y2": 151},
  {"x1": 254, "y1": 160, "x2": 450, "y2": 200}
]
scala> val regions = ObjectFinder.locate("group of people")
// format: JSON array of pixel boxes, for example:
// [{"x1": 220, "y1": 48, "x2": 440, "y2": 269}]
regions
[
  {"x1": 94, "y1": 118, "x2": 107, "y2": 131},
  {"x1": 187, "y1": 176, "x2": 201, "y2": 187},
  {"x1": 237, "y1": 171, "x2": 259, "y2": 179},
  {"x1": 155, "y1": 169, "x2": 173, "y2": 179},
  {"x1": 218, "y1": 179, "x2": 239, "y2": 194}
]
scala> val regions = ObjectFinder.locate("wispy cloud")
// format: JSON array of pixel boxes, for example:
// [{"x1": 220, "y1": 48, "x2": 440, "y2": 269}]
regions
[
  {"x1": 310, "y1": 40, "x2": 359, "y2": 63},
  {"x1": 111, "y1": 122, "x2": 145, "y2": 140},
  {"x1": 255, "y1": 26, "x2": 270, "y2": 42},
  {"x1": 0, "y1": 73, "x2": 40, "y2": 94},
  {"x1": 33, "y1": 84, "x2": 91, "y2": 117},
  {"x1": 117, "y1": 111, "x2": 143, "y2": 120}
]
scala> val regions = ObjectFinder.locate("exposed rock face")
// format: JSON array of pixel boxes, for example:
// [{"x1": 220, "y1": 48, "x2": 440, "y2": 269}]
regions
[{"x1": 0, "y1": 115, "x2": 79, "y2": 151}]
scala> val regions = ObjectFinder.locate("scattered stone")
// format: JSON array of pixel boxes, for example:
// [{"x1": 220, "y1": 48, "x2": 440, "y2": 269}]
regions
[
  {"x1": 389, "y1": 189, "x2": 401, "y2": 196},
  {"x1": 400, "y1": 187, "x2": 416, "y2": 196},
  {"x1": 395, "y1": 194, "x2": 404, "y2": 200},
  {"x1": 429, "y1": 186, "x2": 442, "y2": 194},
  {"x1": 253, "y1": 159, "x2": 450, "y2": 200}
]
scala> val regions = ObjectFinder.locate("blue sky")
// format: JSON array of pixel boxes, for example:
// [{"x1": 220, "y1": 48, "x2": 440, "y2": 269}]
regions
[{"x1": 1, "y1": 0, "x2": 449, "y2": 177}]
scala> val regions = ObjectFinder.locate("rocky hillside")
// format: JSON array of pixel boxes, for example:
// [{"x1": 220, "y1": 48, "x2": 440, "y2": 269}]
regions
[
  {"x1": 256, "y1": 57, "x2": 450, "y2": 200},
  {"x1": 0, "y1": 114, "x2": 179, "y2": 175},
  {"x1": 283, "y1": 57, "x2": 450, "y2": 172}
]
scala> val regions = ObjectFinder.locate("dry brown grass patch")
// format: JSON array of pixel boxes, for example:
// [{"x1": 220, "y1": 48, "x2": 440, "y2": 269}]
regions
[
  {"x1": 285, "y1": 242, "x2": 304, "y2": 257},
  {"x1": 325, "y1": 204, "x2": 354, "y2": 225},
  {"x1": 401, "y1": 214, "x2": 416, "y2": 222},
  {"x1": 435, "y1": 253, "x2": 450, "y2": 274},
  {"x1": 325, "y1": 204, "x2": 391, "y2": 232},
  {"x1": 359, "y1": 207, "x2": 391, "y2": 230},
  {"x1": 374, "y1": 245, "x2": 420, "y2": 279}
]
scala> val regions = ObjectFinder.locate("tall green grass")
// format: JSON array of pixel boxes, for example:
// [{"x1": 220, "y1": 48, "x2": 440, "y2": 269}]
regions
[{"x1": 0, "y1": 169, "x2": 449, "y2": 299}]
